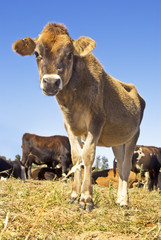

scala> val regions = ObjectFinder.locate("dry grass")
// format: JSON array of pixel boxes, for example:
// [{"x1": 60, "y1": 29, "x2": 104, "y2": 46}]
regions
[{"x1": 0, "y1": 178, "x2": 161, "y2": 240}]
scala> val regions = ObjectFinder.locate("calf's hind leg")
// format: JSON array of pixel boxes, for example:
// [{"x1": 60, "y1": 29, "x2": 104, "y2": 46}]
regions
[
  {"x1": 112, "y1": 144, "x2": 125, "y2": 204},
  {"x1": 113, "y1": 130, "x2": 140, "y2": 206}
]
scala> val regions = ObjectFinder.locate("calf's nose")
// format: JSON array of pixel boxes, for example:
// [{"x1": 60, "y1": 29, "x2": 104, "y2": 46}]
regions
[
  {"x1": 43, "y1": 77, "x2": 60, "y2": 88},
  {"x1": 41, "y1": 74, "x2": 62, "y2": 91}
]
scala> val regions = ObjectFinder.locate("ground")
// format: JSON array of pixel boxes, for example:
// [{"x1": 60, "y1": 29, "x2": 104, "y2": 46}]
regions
[{"x1": 0, "y1": 178, "x2": 161, "y2": 240}]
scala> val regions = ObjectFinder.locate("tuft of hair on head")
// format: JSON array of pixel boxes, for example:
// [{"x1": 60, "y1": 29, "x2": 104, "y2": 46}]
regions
[{"x1": 42, "y1": 22, "x2": 69, "y2": 36}]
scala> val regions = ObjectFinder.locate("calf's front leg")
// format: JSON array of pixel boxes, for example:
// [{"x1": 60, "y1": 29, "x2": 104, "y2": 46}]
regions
[
  {"x1": 69, "y1": 136, "x2": 83, "y2": 203},
  {"x1": 79, "y1": 131, "x2": 101, "y2": 211},
  {"x1": 67, "y1": 119, "x2": 103, "y2": 210}
]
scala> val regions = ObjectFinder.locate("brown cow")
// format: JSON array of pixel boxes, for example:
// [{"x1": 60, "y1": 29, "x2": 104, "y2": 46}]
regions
[
  {"x1": 32, "y1": 167, "x2": 62, "y2": 180},
  {"x1": 21, "y1": 133, "x2": 72, "y2": 179},
  {"x1": 92, "y1": 169, "x2": 145, "y2": 189},
  {"x1": 13, "y1": 22, "x2": 145, "y2": 210}
]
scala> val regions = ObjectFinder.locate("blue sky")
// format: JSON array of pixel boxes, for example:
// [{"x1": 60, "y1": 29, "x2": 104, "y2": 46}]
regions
[{"x1": 0, "y1": 0, "x2": 160, "y2": 167}]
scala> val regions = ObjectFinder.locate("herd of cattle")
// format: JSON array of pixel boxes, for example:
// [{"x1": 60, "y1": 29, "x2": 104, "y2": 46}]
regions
[{"x1": 1, "y1": 133, "x2": 161, "y2": 192}]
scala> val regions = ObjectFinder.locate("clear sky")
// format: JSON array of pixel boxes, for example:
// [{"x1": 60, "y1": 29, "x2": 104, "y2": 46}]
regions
[{"x1": 0, "y1": 0, "x2": 160, "y2": 168}]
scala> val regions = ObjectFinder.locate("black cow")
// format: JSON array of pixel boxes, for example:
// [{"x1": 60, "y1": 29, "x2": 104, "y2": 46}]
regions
[
  {"x1": 158, "y1": 169, "x2": 161, "y2": 192},
  {"x1": 0, "y1": 157, "x2": 25, "y2": 181},
  {"x1": 113, "y1": 145, "x2": 161, "y2": 191},
  {"x1": 21, "y1": 133, "x2": 72, "y2": 179},
  {"x1": 131, "y1": 145, "x2": 161, "y2": 190},
  {"x1": 0, "y1": 157, "x2": 13, "y2": 178}
]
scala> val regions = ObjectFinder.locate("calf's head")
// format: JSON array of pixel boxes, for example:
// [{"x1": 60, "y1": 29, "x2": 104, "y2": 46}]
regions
[{"x1": 12, "y1": 23, "x2": 96, "y2": 96}]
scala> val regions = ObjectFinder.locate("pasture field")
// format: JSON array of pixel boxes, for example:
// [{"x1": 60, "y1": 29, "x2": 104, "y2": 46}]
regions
[{"x1": 0, "y1": 178, "x2": 161, "y2": 240}]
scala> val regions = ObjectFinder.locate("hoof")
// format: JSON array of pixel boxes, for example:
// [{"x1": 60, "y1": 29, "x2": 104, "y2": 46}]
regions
[
  {"x1": 86, "y1": 202, "x2": 94, "y2": 212},
  {"x1": 79, "y1": 201, "x2": 85, "y2": 210},
  {"x1": 120, "y1": 200, "x2": 129, "y2": 207},
  {"x1": 70, "y1": 198, "x2": 76, "y2": 204},
  {"x1": 116, "y1": 199, "x2": 121, "y2": 204},
  {"x1": 79, "y1": 200, "x2": 94, "y2": 211},
  {"x1": 70, "y1": 196, "x2": 80, "y2": 204},
  {"x1": 116, "y1": 195, "x2": 129, "y2": 206},
  {"x1": 70, "y1": 192, "x2": 79, "y2": 204}
]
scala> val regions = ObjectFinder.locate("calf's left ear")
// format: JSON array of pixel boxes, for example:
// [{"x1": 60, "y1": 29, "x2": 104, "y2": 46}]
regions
[
  {"x1": 12, "y1": 37, "x2": 36, "y2": 56},
  {"x1": 73, "y1": 36, "x2": 96, "y2": 57}
]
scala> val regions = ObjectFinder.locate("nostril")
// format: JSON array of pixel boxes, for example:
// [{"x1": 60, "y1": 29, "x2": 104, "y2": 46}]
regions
[
  {"x1": 43, "y1": 78, "x2": 47, "y2": 84},
  {"x1": 55, "y1": 79, "x2": 60, "y2": 88}
]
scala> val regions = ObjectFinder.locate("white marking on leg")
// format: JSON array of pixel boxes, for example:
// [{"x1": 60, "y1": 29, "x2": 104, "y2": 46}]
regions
[{"x1": 120, "y1": 180, "x2": 129, "y2": 206}]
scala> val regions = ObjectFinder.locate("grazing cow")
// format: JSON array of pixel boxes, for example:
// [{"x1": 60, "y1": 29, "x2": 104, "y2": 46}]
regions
[
  {"x1": 131, "y1": 145, "x2": 161, "y2": 190},
  {"x1": 92, "y1": 169, "x2": 143, "y2": 188},
  {"x1": 0, "y1": 157, "x2": 13, "y2": 178},
  {"x1": 11, "y1": 160, "x2": 26, "y2": 181},
  {"x1": 12, "y1": 22, "x2": 145, "y2": 210},
  {"x1": 21, "y1": 133, "x2": 72, "y2": 179},
  {"x1": 32, "y1": 167, "x2": 62, "y2": 180},
  {"x1": 0, "y1": 158, "x2": 25, "y2": 181}
]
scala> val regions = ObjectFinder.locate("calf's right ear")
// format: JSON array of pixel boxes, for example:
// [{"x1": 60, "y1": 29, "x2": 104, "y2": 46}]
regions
[
  {"x1": 73, "y1": 36, "x2": 96, "y2": 57},
  {"x1": 12, "y1": 37, "x2": 36, "y2": 56}
]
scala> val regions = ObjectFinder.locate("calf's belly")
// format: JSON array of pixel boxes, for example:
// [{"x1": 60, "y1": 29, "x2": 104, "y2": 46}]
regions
[{"x1": 97, "y1": 127, "x2": 138, "y2": 147}]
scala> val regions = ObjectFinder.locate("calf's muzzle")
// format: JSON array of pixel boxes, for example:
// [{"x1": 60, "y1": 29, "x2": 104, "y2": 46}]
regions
[{"x1": 40, "y1": 74, "x2": 62, "y2": 96}]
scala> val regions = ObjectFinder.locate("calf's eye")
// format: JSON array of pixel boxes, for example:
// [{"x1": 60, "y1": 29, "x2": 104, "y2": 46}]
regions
[
  {"x1": 67, "y1": 52, "x2": 73, "y2": 60},
  {"x1": 34, "y1": 51, "x2": 39, "y2": 58}
]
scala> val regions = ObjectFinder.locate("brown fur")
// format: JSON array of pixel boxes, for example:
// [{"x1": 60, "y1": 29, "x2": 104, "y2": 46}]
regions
[
  {"x1": 92, "y1": 169, "x2": 144, "y2": 188},
  {"x1": 42, "y1": 23, "x2": 69, "y2": 36},
  {"x1": 32, "y1": 167, "x2": 62, "y2": 180},
  {"x1": 13, "y1": 23, "x2": 145, "y2": 209},
  {"x1": 12, "y1": 37, "x2": 36, "y2": 56},
  {"x1": 22, "y1": 133, "x2": 72, "y2": 179}
]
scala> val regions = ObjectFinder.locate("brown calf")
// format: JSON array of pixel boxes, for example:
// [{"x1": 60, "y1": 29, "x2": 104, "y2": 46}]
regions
[
  {"x1": 13, "y1": 22, "x2": 145, "y2": 210},
  {"x1": 92, "y1": 169, "x2": 144, "y2": 188},
  {"x1": 32, "y1": 167, "x2": 62, "y2": 180}
]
